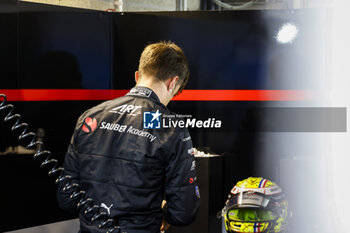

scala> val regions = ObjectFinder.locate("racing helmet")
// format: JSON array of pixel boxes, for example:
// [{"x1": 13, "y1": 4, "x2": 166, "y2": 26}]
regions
[{"x1": 221, "y1": 177, "x2": 288, "y2": 233}]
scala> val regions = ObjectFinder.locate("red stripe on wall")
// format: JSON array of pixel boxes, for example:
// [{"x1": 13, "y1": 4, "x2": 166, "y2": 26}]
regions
[
  {"x1": 0, "y1": 89, "x2": 129, "y2": 101},
  {"x1": 0, "y1": 89, "x2": 313, "y2": 102},
  {"x1": 173, "y1": 90, "x2": 312, "y2": 101}
]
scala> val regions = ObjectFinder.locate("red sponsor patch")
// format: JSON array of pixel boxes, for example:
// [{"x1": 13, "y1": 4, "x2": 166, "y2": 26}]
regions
[{"x1": 82, "y1": 117, "x2": 97, "y2": 133}]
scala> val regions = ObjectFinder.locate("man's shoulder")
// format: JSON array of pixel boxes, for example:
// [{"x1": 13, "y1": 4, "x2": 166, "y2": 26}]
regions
[
  {"x1": 75, "y1": 96, "x2": 126, "y2": 121},
  {"x1": 76, "y1": 94, "x2": 165, "y2": 125},
  {"x1": 84, "y1": 95, "x2": 134, "y2": 113}
]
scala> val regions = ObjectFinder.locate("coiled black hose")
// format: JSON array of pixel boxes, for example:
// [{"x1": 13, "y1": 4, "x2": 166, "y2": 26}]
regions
[{"x1": 0, "y1": 94, "x2": 119, "y2": 233}]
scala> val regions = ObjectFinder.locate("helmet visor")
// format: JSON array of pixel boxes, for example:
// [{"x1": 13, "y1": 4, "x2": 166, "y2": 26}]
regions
[{"x1": 226, "y1": 192, "x2": 271, "y2": 209}]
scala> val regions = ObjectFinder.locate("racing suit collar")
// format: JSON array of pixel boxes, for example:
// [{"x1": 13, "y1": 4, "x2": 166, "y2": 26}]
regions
[{"x1": 127, "y1": 86, "x2": 162, "y2": 104}]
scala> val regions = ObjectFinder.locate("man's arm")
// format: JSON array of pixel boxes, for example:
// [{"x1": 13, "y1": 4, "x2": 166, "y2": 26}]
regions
[
  {"x1": 56, "y1": 134, "x2": 81, "y2": 214},
  {"x1": 164, "y1": 130, "x2": 200, "y2": 226}
]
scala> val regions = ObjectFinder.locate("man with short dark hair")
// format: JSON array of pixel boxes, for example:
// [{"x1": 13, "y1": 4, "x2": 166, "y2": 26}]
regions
[{"x1": 57, "y1": 41, "x2": 200, "y2": 233}]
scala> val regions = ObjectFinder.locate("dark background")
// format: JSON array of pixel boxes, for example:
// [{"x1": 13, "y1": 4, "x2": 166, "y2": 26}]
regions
[{"x1": 0, "y1": 1, "x2": 328, "y2": 232}]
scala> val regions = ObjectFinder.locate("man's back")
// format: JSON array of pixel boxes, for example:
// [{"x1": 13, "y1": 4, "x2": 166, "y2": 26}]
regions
[{"x1": 57, "y1": 86, "x2": 200, "y2": 233}]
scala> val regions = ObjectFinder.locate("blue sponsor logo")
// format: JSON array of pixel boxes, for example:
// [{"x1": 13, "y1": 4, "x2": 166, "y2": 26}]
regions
[{"x1": 143, "y1": 110, "x2": 161, "y2": 129}]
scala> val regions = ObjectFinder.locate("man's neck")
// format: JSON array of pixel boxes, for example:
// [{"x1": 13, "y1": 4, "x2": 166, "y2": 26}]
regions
[{"x1": 136, "y1": 79, "x2": 170, "y2": 106}]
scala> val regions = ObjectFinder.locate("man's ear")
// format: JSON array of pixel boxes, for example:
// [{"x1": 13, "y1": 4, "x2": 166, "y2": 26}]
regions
[
  {"x1": 135, "y1": 71, "x2": 139, "y2": 84},
  {"x1": 168, "y1": 76, "x2": 179, "y2": 90}
]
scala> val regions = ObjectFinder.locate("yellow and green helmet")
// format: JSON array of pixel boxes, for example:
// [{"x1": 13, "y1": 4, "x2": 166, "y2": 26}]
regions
[{"x1": 221, "y1": 177, "x2": 288, "y2": 233}]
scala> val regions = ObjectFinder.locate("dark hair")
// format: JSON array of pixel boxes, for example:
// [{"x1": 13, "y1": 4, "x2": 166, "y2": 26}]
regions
[{"x1": 138, "y1": 41, "x2": 189, "y2": 93}]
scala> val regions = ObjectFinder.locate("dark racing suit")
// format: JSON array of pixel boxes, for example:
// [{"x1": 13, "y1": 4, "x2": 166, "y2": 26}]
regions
[{"x1": 57, "y1": 86, "x2": 200, "y2": 233}]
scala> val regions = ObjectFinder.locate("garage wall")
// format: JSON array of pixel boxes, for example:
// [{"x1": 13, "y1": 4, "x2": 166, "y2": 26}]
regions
[{"x1": 19, "y1": 0, "x2": 201, "y2": 11}]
